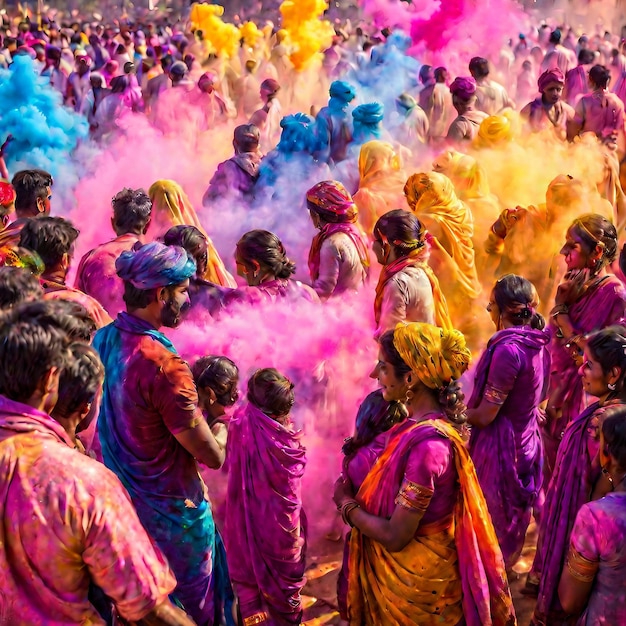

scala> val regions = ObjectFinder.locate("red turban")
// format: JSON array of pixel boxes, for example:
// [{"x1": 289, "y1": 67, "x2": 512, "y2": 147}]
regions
[
  {"x1": 306, "y1": 180, "x2": 358, "y2": 223},
  {"x1": 0, "y1": 181, "x2": 16, "y2": 207},
  {"x1": 538, "y1": 68, "x2": 564, "y2": 92}
]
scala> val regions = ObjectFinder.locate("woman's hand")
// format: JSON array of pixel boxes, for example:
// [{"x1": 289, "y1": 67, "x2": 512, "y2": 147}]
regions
[
  {"x1": 333, "y1": 475, "x2": 355, "y2": 508},
  {"x1": 555, "y1": 269, "x2": 590, "y2": 306}
]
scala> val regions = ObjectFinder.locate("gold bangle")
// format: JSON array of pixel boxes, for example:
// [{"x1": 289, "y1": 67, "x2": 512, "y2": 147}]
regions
[
  {"x1": 341, "y1": 501, "x2": 360, "y2": 527},
  {"x1": 243, "y1": 612, "x2": 270, "y2": 626}
]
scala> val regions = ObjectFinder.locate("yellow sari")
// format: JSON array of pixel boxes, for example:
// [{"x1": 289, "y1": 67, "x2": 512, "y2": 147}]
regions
[
  {"x1": 348, "y1": 419, "x2": 516, "y2": 626},
  {"x1": 404, "y1": 172, "x2": 481, "y2": 302},
  {"x1": 148, "y1": 180, "x2": 236, "y2": 287}
]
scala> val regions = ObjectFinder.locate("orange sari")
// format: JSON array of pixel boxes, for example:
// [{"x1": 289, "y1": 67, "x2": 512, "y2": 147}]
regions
[{"x1": 348, "y1": 419, "x2": 516, "y2": 626}]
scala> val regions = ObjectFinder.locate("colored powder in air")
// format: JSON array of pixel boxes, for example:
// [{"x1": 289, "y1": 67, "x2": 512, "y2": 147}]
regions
[
  {"x1": 280, "y1": 0, "x2": 336, "y2": 71},
  {"x1": 0, "y1": 54, "x2": 92, "y2": 212}
]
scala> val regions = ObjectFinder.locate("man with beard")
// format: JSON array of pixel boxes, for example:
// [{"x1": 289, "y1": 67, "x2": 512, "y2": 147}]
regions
[{"x1": 93, "y1": 241, "x2": 227, "y2": 626}]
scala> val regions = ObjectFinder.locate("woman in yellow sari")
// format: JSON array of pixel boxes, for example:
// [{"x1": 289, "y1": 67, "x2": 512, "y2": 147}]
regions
[
  {"x1": 148, "y1": 179, "x2": 236, "y2": 287},
  {"x1": 432, "y1": 149, "x2": 501, "y2": 239},
  {"x1": 333, "y1": 322, "x2": 516, "y2": 626},
  {"x1": 352, "y1": 141, "x2": 407, "y2": 236},
  {"x1": 403, "y1": 172, "x2": 481, "y2": 339}
]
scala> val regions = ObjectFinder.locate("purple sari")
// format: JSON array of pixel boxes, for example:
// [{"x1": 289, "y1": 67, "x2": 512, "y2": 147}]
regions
[
  {"x1": 224, "y1": 402, "x2": 307, "y2": 624},
  {"x1": 469, "y1": 327, "x2": 550, "y2": 567},
  {"x1": 544, "y1": 275, "x2": 626, "y2": 478},
  {"x1": 531, "y1": 400, "x2": 623, "y2": 625}
]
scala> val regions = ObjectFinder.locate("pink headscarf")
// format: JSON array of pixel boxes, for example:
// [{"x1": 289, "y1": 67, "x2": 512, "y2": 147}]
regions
[
  {"x1": 538, "y1": 67, "x2": 564, "y2": 93},
  {"x1": 450, "y1": 76, "x2": 477, "y2": 100}
]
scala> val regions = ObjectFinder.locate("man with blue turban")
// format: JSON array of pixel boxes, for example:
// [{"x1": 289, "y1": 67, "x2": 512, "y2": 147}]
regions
[
  {"x1": 314, "y1": 79, "x2": 357, "y2": 164},
  {"x1": 93, "y1": 241, "x2": 229, "y2": 625}
]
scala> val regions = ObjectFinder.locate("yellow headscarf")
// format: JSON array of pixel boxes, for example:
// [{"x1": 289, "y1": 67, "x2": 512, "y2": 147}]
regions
[
  {"x1": 404, "y1": 171, "x2": 481, "y2": 300},
  {"x1": 392, "y1": 322, "x2": 471, "y2": 391},
  {"x1": 358, "y1": 141, "x2": 404, "y2": 188},
  {"x1": 474, "y1": 110, "x2": 519, "y2": 149},
  {"x1": 432, "y1": 149, "x2": 491, "y2": 201},
  {"x1": 354, "y1": 141, "x2": 408, "y2": 234},
  {"x1": 148, "y1": 180, "x2": 236, "y2": 287}
]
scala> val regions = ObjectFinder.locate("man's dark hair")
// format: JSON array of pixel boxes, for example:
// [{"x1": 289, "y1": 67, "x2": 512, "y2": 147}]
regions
[
  {"x1": 15, "y1": 299, "x2": 97, "y2": 342},
  {"x1": 160, "y1": 53, "x2": 173, "y2": 70},
  {"x1": 589, "y1": 64, "x2": 611, "y2": 89},
  {"x1": 11, "y1": 169, "x2": 53, "y2": 216},
  {"x1": 578, "y1": 48, "x2": 596, "y2": 65},
  {"x1": 111, "y1": 188, "x2": 152, "y2": 234},
  {"x1": 0, "y1": 266, "x2": 43, "y2": 309},
  {"x1": 19, "y1": 216, "x2": 79, "y2": 270},
  {"x1": 53, "y1": 343, "x2": 103, "y2": 418},
  {"x1": 233, "y1": 124, "x2": 260, "y2": 152},
  {"x1": 549, "y1": 29, "x2": 562, "y2": 45},
  {"x1": 0, "y1": 304, "x2": 69, "y2": 402},
  {"x1": 122, "y1": 282, "x2": 158, "y2": 310},
  {"x1": 469, "y1": 56, "x2": 490, "y2": 79}
]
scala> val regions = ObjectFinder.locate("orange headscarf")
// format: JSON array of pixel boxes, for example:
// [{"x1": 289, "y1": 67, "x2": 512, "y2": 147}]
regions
[{"x1": 148, "y1": 180, "x2": 236, "y2": 287}]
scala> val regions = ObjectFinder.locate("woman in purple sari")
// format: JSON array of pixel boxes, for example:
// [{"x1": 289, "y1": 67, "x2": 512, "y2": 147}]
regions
[
  {"x1": 544, "y1": 214, "x2": 626, "y2": 482},
  {"x1": 467, "y1": 274, "x2": 551, "y2": 570},
  {"x1": 224, "y1": 368, "x2": 307, "y2": 626},
  {"x1": 529, "y1": 326, "x2": 626, "y2": 625},
  {"x1": 559, "y1": 408, "x2": 626, "y2": 626}
]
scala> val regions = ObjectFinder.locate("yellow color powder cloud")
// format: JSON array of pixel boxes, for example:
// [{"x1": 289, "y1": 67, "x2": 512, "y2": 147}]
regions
[{"x1": 279, "y1": 0, "x2": 335, "y2": 71}]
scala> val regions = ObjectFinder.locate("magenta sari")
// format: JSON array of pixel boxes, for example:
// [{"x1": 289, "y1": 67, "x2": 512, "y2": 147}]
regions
[
  {"x1": 544, "y1": 275, "x2": 626, "y2": 478},
  {"x1": 224, "y1": 403, "x2": 307, "y2": 624},
  {"x1": 531, "y1": 399, "x2": 624, "y2": 625}
]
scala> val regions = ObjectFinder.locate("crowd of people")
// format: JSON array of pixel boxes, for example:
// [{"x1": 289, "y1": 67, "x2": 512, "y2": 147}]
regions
[{"x1": 1, "y1": 1, "x2": 626, "y2": 625}]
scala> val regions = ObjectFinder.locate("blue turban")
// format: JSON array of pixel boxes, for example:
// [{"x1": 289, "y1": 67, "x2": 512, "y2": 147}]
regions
[
  {"x1": 352, "y1": 102, "x2": 384, "y2": 127},
  {"x1": 329, "y1": 80, "x2": 356, "y2": 103},
  {"x1": 277, "y1": 113, "x2": 315, "y2": 154},
  {"x1": 116, "y1": 241, "x2": 196, "y2": 290}
]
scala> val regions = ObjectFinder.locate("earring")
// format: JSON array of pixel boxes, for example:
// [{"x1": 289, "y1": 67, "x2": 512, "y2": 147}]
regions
[
  {"x1": 405, "y1": 389, "x2": 414, "y2": 404},
  {"x1": 209, "y1": 398, "x2": 215, "y2": 405},
  {"x1": 608, "y1": 382, "x2": 617, "y2": 391},
  {"x1": 253, "y1": 270, "x2": 258, "y2": 278}
]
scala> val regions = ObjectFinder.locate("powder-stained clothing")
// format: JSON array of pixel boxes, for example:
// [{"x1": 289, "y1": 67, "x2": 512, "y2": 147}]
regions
[
  {"x1": 94, "y1": 312, "x2": 216, "y2": 625},
  {"x1": 447, "y1": 110, "x2": 489, "y2": 142},
  {"x1": 572, "y1": 90, "x2": 625, "y2": 140},
  {"x1": 520, "y1": 98, "x2": 575, "y2": 140},
  {"x1": 42, "y1": 278, "x2": 112, "y2": 329},
  {"x1": 0, "y1": 395, "x2": 176, "y2": 625},
  {"x1": 0, "y1": 217, "x2": 29, "y2": 248},
  {"x1": 310, "y1": 231, "x2": 368, "y2": 299},
  {"x1": 377, "y1": 265, "x2": 436, "y2": 334},
  {"x1": 475, "y1": 79, "x2": 515, "y2": 115},
  {"x1": 75, "y1": 233, "x2": 141, "y2": 318},
  {"x1": 203, "y1": 152, "x2": 262, "y2": 205},
  {"x1": 567, "y1": 493, "x2": 626, "y2": 626}
]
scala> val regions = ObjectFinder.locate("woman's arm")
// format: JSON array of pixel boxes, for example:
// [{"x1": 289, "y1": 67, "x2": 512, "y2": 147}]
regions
[
  {"x1": 346, "y1": 504, "x2": 425, "y2": 553},
  {"x1": 558, "y1": 505, "x2": 600, "y2": 616},
  {"x1": 467, "y1": 343, "x2": 518, "y2": 428},
  {"x1": 466, "y1": 401, "x2": 501, "y2": 429},
  {"x1": 558, "y1": 559, "x2": 594, "y2": 615}
]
